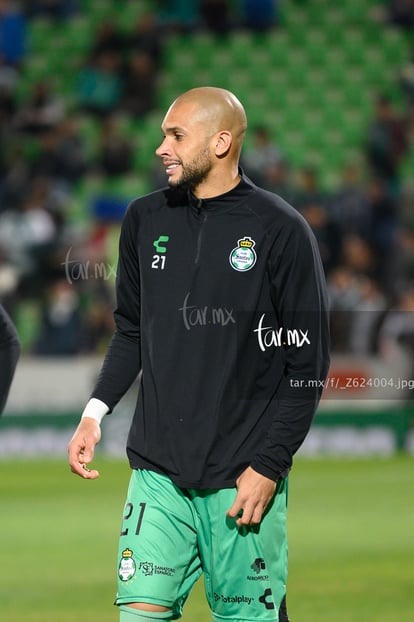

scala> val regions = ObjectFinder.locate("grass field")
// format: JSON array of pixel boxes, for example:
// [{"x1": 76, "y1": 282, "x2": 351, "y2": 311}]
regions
[{"x1": 1, "y1": 455, "x2": 413, "y2": 622}]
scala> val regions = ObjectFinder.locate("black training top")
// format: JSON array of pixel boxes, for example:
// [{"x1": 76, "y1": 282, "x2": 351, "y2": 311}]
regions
[
  {"x1": 0, "y1": 305, "x2": 20, "y2": 415},
  {"x1": 92, "y1": 174, "x2": 330, "y2": 488}
]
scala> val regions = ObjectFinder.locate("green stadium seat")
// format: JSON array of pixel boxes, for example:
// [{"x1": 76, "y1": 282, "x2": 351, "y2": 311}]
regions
[
  {"x1": 342, "y1": 33, "x2": 366, "y2": 65},
  {"x1": 225, "y1": 69, "x2": 251, "y2": 98},
  {"x1": 189, "y1": 34, "x2": 217, "y2": 69},
  {"x1": 261, "y1": 79, "x2": 289, "y2": 114},
  {"x1": 363, "y1": 52, "x2": 391, "y2": 88},
  {"x1": 306, "y1": 3, "x2": 329, "y2": 27},
  {"x1": 211, "y1": 47, "x2": 233, "y2": 70},
  {"x1": 339, "y1": 113, "x2": 366, "y2": 146},
  {"x1": 303, "y1": 41, "x2": 328, "y2": 68},
  {"x1": 227, "y1": 33, "x2": 255, "y2": 68},
  {"x1": 49, "y1": 20, "x2": 90, "y2": 57},
  {"x1": 283, "y1": 135, "x2": 308, "y2": 168},
  {"x1": 267, "y1": 39, "x2": 290, "y2": 68},
  {"x1": 381, "y1": 29, "x2": 410, "y2": 65},
  {"x1": 323, "y1": 58, "x2": 347, "y2": 87},
  {"x1": 341, "y1": 2, "x2": 371, "y2": 25},
  {"x1": 28, "y1": 19, "x2": 55, "y2": 53},
  {"x1": 23, "y1": 53, "x2": 50, "y2": 82},
  {"x1": 323, "y1": 7, "x2": 347, "y2": 32},
  {"x1": 284, "y1": 4, "x2": 307, "y2": 30}
]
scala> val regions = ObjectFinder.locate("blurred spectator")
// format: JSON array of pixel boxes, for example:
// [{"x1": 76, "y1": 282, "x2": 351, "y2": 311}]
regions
[
  {"x1": 366, "y1": 178, "x2": 399, "y2": 295},
  {"x1": 402, "y1": 99, "x2": 414, "y2": 146},
  {"x1": 34, "y1": 279, "x2": 82, "y2": 355},
  {"x1": 264, "y1": 160, "x2": 297, "y2": 204},
  {"x1": 34, "y1": 118, "x2": 85, "y2": 178},
  {"x1": 0, "y1": 253, "x2": 19, "y2": 299},
  {"x1": 200, "y1": 0, "x2": 232, "y2": 34},
  {"x1": 327, "y1": 265, "x2": 362, "y2": 351},
  {"x1": 329, "y1": 163, "x2": 371, "y2": 238},
  {"x1": 121, "y1": 51, "x2": 157, "y2": 119},
  {"x1": 90, "y1": 19, "x2": 126, "y2": 60},
  {"x1": 328, "y1": 266, "x2": 362, "y2": 312},
  {"x1": 301, "y1": 202, "x2": 342, "y2": 275},
  {"x1": 378, "y1": 287, "x2": 414, "y2": 361},
  {"x1": 56, "y1": 117, "x2": 88, "y2": 181},
  {"x1": 295, "y1": 165, "x2": 328, "y2": 212},
  {"x1": 397, "y1": 226, "x2": 414, "y2": 285},
  {"x1": 327, "y1": 268, "x2": 385, "y2": 354},
  {"x1": 399, "y1": 43, "x2": 414, "y2": 103},
  {"x1": 242, "y1": 0, "x2": 280, "y2": 31},
  {"x1": 79, "y1": 287, "x2": 115, "y2": 353},
  {"x1": 241, "y1": 125, "x2": 285, "y2": 186},
  {"x1": 54, "y1": 226, "x2": 116, "y2": 353},
  {"x1": 128, "y1": 12, "x2": 163, "y2": 68},
  {"x1": 13, "y1": 80, "x2": 65, "y2": 134},
  {"x1": 332, "y1": 236, "x2": 380, "y2": 352},
  {"x1": 348, "y1": 277, "x2": 386, "y2": 355},
  {"x1": 23, "y1": 0, "x2": 78, "y2": 20},
  {"x1": 365, "y1": 95, "x2": 408, "y2": 193},
  {"x1": 0, "y1": 143, "x2": 32, "y2": 212},
  {"x1": 96, "y1": 115, "x2": 134, "y2": 177},
  {"x1": 291, "y1": 165, "x2": 343, "y2": 272},
  {"x1": 341, "y1": 234, "x2": 377, "y2": 281},
  {"x1": 157, "y1": 0, "x2": 201, "y2": 33},
  {"x1": 76, "y1": 51, "x2": 123, "y2": 118},
  {"x1": 0, "y1": 0, "x2": 26, "y2": 67},
  {"x1": 0, "y1": 178, "x2": 57, "y2": 293},
  {"x1": 29, "y1": 129, "x2": 63, "y2": 179},
  {"x1": 0, "y1": 53, "x2": 19, "y2": 120},
  {"x1": 388, "y1": 0, "x2": 414, "y2": 29},
  {"x1": 31, "y1": 122, "x2": 87, "y2": 185}
]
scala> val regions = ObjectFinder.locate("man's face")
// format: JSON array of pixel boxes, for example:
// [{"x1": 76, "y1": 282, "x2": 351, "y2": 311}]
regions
[{"x1": 156, "y1": 101, "x2": 214, "y2": 192}]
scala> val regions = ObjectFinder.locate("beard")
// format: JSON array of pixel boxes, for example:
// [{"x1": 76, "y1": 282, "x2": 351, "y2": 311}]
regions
[{"x1": 168, "y1": 146, "x2": 212, "y2": 192}]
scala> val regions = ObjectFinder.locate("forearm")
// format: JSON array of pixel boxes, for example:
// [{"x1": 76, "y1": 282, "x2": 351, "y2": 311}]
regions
[
  {"x1": 251, "y1": 395, "x2": 321, "y2": 480},
  {"x1": 91, "y1": 330, "x2": 141, "y2": 411},
  {"x1": 252, "y1": 339, "x2": 330, "y2": 480}
]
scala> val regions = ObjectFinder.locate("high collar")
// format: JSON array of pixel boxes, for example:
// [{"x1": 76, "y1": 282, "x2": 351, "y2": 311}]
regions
[{"x1": 187, "y1": 170, "x2": 256, "y2": 213}]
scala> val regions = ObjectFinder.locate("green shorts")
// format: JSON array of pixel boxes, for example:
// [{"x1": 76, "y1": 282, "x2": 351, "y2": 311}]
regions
[{"x1": 115, "y1": 469, "x2": 288, "y2": 622}]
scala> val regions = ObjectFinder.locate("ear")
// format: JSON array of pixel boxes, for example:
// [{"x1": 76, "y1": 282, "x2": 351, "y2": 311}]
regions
[{"x1": 214, "y1": 130, "x2": 232, "y2": 157}]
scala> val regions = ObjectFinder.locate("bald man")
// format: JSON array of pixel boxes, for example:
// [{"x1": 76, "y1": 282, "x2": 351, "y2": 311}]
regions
[{"x1": 69, "y1": 87, "x2": 330, "y2": 622}]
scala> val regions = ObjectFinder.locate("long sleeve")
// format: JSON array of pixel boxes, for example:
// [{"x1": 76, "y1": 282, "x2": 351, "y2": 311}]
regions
[
  {"x1": 250, "y1": 216, "x2": 330, "y2": 480},
  {"x1": 91, "y1": 203, "x2": 142, "y2": 411},
  {"x1": 0, "y1": 305, "x2": 20, "y2": 415}
]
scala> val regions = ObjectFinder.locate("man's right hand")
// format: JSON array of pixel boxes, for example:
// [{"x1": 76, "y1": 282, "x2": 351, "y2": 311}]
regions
[{"x1": 68, "y1": 417, "x2": 102, "y2": 479}]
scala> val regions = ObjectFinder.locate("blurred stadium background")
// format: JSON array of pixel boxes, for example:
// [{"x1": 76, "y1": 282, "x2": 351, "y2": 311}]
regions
[
  {"x1": 1, "y1": 2, "x2": 414, "y2": 622},
  {"x1": 1, "y1": 0, "x2": 414, "y2": 457}
]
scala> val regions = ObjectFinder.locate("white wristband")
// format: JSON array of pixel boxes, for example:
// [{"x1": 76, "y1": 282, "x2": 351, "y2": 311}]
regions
[{"x1": 81, "y1": 398, "x2": 110, "y2": 424}]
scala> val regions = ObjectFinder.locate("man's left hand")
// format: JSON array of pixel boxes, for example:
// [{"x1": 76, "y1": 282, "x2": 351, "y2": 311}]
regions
[{"x1": 226, "y1": 466, "x2": 277, "y2": 527}]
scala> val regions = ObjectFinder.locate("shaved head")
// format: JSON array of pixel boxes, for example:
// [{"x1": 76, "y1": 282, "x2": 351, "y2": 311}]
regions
[
  {"x1": 168, "y1": 87, "x2": 247, "y2": 155},
  {"x1": 157, "y1": 87, "x2": 247, "y2": 197}
]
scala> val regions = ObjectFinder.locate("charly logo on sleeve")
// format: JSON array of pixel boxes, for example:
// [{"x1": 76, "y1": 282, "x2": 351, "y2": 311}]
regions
[{"x1": 229, "y1": 237, "x2": 257, "y2": 272}]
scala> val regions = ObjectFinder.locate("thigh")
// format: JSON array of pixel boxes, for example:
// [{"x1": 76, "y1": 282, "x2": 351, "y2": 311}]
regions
[
  {"x1": 116, "y1": 469, "x2": 202, "y2": 617},
  {"x1": 193, "y1": 477, "x2": 289, "y2": 622}
]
